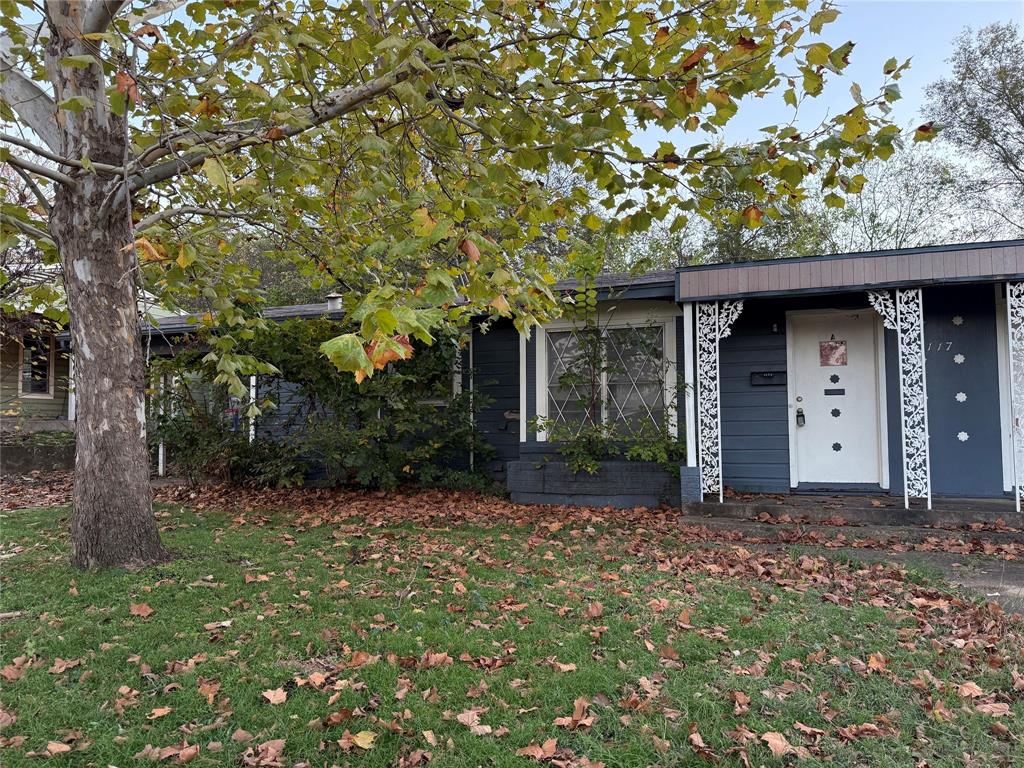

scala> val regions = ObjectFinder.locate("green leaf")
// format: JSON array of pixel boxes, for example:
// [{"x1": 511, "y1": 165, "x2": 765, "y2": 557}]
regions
[
  {"x1": 202, "y1": 157, "x2": 231, "y2": 192},
  {"x1": 58, "y1": 95, "x2": 93, "y2": 112},
  {"x1": 809, "y1": 8, "x2": 841, "y2": 33},
  {"x1": 805, "y1": 43, "x2": 831, "y2": 67},
  {"x1": 320, "y1": 334, "x2": 372, "y2": 373},
  {"x1": 61, "y1": 55, "x2": 99, "y2": 69}
]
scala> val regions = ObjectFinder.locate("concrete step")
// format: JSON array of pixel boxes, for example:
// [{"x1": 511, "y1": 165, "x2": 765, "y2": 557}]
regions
[{"x1": 683, "y1": 495, "x2": 1022, "y2": 530}]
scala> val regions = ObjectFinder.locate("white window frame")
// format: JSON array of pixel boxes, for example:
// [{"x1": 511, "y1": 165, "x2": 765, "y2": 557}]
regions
[
  {"x1": 534, "y1": 301, "x2": 680, "y2": 442},
  {"x1": 17, "y1": 333, "x2": 56, "y2": 400}
]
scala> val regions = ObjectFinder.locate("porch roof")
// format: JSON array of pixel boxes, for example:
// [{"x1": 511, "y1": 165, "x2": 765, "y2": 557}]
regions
[{"x1": 675, "y1": 239, "x2": 1024, "y2": 302}]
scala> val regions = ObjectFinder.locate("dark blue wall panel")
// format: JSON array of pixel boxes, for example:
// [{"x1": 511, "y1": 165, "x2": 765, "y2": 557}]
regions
[
  {"x1": 719, "y1": 305, "x2": 790, "y2": 492},
  {"x1": 923, "y1": 284, "x2": 1003, "y2": 497},
  {"x1": 472, "y1": 319, "x2": 521, "y2": 478}
]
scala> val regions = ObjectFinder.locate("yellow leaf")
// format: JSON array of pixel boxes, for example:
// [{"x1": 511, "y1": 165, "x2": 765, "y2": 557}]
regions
[
  {"x1": 351, "y1": 731, "x2": 377, "y2": 749},
  {"x1": 176, "y1": 245, "x2": 195, "y2": 269},
  {"x1": 489, "y1": 294, "x2": 511, "y2": 316},
  {"x1": 411, "y1": 207, "x2": 437, "y2": 237}
]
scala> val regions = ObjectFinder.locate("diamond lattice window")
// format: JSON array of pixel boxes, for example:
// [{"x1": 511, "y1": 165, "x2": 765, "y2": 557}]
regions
[{"x1": 546, "y1": 325, "x2": 666, "y2": 435}]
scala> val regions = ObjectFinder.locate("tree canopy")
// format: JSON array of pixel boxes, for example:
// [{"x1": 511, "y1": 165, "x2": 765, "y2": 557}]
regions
[{"x1": 3, "y1": 0, "x2": 919, "y2": 384}]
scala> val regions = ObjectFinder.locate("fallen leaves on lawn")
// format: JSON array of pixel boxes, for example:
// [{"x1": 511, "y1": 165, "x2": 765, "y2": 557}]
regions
[
  {"x1": 240, "y1": 738, "x2": 286, "y2": 766},
  {"x1": 337, "y1": 729, "x2": 376, "y2": 751},
  {"x1": 553, "y1": 697, "x2": 596, "y2": 730},
  {"x1": 130, "y1": 602, "x2": 155, "y2": 619},
  {"x1": 261, "y1": 687, "x2": 287, "y2": 705}
]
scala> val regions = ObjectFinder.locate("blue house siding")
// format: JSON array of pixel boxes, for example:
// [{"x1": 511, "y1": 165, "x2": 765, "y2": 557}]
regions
[
  {"x1": 719, "y1": 305, "x2": 790, "y2": 493},
  {"x1": 256, "y1": 378, "x2": 317, "y2": 441},
  {"x1": 472, "y1": 320, "x2": 521, "y2": 478}
]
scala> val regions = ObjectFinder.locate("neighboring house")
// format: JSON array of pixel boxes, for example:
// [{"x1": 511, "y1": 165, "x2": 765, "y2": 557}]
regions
[
  {"x1": 147, "y1": 239, "x2": 1024, "y2": 511},
  {"x1": 0, "y1": 288, "x2": 184, "y2": 433},
  {"x1": 0, "y1": 314, "x2": 73, "y2": 430}
]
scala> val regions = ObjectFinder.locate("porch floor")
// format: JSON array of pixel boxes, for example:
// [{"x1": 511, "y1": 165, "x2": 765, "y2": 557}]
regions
[{"x1": 685, "y1": 490, "x2": 1022, "y2": 529}]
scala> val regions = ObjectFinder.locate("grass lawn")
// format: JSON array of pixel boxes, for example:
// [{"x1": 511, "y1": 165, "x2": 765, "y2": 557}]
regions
[{"x1": 1, "y1": 494, "x2": 1022, "y2": 767}]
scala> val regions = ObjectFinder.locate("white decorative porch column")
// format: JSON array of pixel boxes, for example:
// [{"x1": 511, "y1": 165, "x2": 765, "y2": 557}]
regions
[
  {"x1": 1006, "y1": 282, "x2": 1024, "y2": 512},
  {"x1": 868, "y1": 288, "x2": 931, "y2": 509},
  {"x1": 695, "y1": 299, "x2": 744, "y2": 502}
]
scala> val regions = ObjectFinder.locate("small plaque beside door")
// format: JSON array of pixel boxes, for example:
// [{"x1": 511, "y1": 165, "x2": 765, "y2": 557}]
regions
[{"x1": 750, "y1": 371, "x2": 787, "y2": 386}]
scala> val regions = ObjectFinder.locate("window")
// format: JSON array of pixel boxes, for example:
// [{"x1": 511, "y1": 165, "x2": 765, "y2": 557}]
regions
[
  {"x1": 20, "y1": 334, "x2": 54, "y2": 397},
  {"x1": 542, "y1": 321, "x2": 673, "y2": 437}
]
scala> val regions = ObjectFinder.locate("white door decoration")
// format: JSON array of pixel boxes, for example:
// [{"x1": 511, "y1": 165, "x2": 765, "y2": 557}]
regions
[
  {"x1": 1006, "y1": 281, "x2": 1024, "y2": 512},
  {"x1": 696, "y1": 300, "x2": 743, "y2": 501},
  {"x1": 868, "y1": 288, "x2": 931, "y2": 509}
]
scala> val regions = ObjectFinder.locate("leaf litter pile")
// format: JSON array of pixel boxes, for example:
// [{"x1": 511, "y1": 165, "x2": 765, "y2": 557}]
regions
[{"x1": 0, "y1": 484, "x2": 1022, "y2": 766}]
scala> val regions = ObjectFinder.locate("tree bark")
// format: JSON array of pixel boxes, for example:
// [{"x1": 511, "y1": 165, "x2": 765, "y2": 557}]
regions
[
  {"x1": 53, "y1": 172, "x2": 169, "y2": 569},
  {"x1": 52, "y1": 172, "x2": 169, "y2": 568}
]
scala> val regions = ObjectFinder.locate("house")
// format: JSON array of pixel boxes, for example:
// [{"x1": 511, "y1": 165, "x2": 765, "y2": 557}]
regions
[
  {"x1": 148, "y1": 239, "x2": 1024, "y2": 512},
  {"x1": 1, "y1": 284, "x2": 182, "y2": 434},
  {"x1": 0, "y1": 313, "x2": 74, "y2": 431}
]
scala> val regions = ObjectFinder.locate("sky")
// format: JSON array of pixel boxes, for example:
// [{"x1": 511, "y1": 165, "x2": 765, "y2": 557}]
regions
[{"x1": 635, "y1": 0, "x2": 1024, "y2": 151}]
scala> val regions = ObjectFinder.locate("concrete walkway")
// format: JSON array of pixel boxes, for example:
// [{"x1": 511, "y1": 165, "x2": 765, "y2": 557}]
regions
[{"x1": 678, "y1": 514, "x2": 1024, "y2": 613}]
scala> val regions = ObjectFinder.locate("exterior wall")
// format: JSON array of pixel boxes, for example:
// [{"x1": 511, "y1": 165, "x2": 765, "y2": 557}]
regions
[
  {"x1": 472, "y1": 319, "x2": 520, "y2": 479},
  {"x1": 0, "y1": 336, "x2": 71, "y2": 422},
  {"x1": 717, "y1": 286, "x2": 1008, "y2": 498},
  {"x1": 719, "y1": 305, "x2": 790, "y2": 492},
  {"x1": 923, "y1": 284, "x2": 1003, "y2": 497}
]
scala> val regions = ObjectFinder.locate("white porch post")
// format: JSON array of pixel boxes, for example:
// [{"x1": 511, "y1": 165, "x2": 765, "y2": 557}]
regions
[
  {"x1": 248, "y1": 374, "x2": 257, "y2": 444},
  {"x1": 1006, "y1": 282, "x2": 1024, "y2": 512},
  {"x1": 157, "y1": 374, "x2": 166, "y2": 478},
  {"x1": 868, "y1": 289, "x2": 931, "y2": 509},
  {"x1": 695, "y1": 299, "x2": 743, "y2": 502},
  {"x1": 66, "y1": 352, "x2": 76, "y2": 421},
  {"x1": 682, "y1": 302, "x2": 696, "y2": 468}
]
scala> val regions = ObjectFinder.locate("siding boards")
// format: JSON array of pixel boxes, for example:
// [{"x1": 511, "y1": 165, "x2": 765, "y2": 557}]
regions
[
  {"x1": 719, "y1": 305, "x2": 790, "y2": 492},
  {"x1": 0, "y1": 337, "x2": 71, "y2": 420},
  {"x1": 472, "y1": 319, "x2": 521, "y2": 479}
]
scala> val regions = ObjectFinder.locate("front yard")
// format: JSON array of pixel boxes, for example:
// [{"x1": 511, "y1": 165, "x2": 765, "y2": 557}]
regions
[{"x1": 1, "y1": 489, "x2": 1021, "y2": 767}]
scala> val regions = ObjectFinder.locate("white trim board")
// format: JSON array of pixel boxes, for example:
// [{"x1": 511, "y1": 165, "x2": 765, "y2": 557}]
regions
[
  {"x1": 682, "y1": 302, "x2": 697, "y2": 467},
  {"x1": 996, "y1": 284, "x2": 1013, "y2": 493},
  {"x1": 518, "y1": 330, "x2": 527, "y2": 443}
]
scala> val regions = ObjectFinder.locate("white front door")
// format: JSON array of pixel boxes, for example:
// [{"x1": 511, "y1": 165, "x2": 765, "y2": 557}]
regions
[{"x1": 789, "y1": 311, "x2": 883, "y2": 486}]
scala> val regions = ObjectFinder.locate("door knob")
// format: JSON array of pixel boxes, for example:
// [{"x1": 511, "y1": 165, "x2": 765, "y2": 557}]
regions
[{"x1": 796, "y1": 408, "x2": 805, "y2": 427}]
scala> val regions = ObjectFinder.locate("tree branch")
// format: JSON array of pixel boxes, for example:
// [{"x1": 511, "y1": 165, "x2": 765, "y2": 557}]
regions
[
  {"x1": 82, "y1": 0, "x2": 129, "y2": 35},
  {"x1": 5, "y1": 154, "x2": 77, "y2": 187},
  {"x1": 10, "y1": 163, "x2": 52, "y2": 214},
  {"x1": 135, "y1": 205, "x2": 258, "y2": 231},
  {"x1": 0, "y1": 132, "x2": 123, "y2": 174},
  {"x1": 126, "y1": 66, "x2": 409, "y2": 195},
  {"x1": 0, "y1": 37, "x2": 61, "y2": 152},
  {"x1": 0, "y1": 213, "x2": 52, "y2": 243},
  {"x1": 126, "y1": 0, "x2": 190, "y2": 26}
]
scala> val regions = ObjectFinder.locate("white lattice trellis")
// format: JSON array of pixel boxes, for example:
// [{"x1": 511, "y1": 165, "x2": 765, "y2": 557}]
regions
[
  {"x1": 868, "y1": 288, "x2": 931, "y2": 508},
  {"x1": 696, "y1": 300, "x2": 743, "y2": 501},
  {"x1": 1007, "y1": 282, "x2": 1024, "y2": 512}
]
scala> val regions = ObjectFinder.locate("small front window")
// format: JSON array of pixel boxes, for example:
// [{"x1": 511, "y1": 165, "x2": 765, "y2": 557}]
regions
[{"x1": 21, "y1": 334, "x2": 53, "y2": 396}]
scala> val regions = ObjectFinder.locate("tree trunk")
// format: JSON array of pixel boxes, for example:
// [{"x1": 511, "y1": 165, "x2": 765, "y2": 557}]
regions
[{"x1": 52, "y1": 162, "x2": 169, "y2": 570}]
